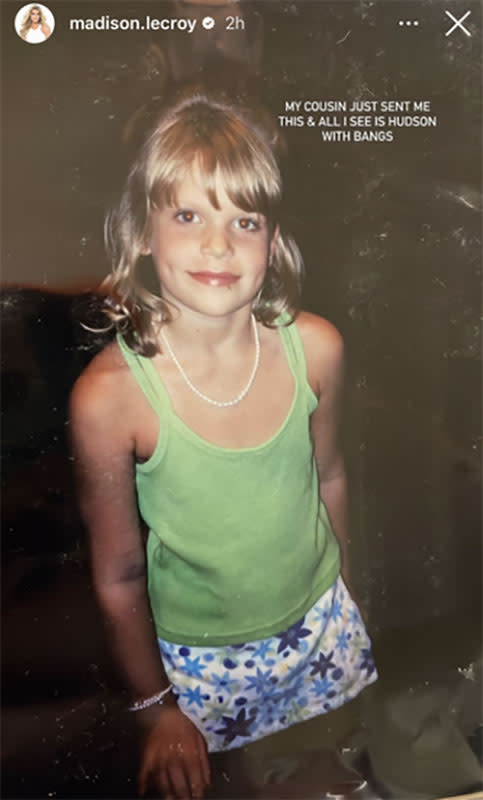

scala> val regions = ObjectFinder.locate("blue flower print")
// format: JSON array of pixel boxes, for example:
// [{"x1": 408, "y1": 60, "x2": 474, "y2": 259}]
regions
[
  {"x1": 215, "y1": 708, "x2": 256, "y2": 745},
  {"x1": 181, "y1": 655, "x2": 207, "y2": 679},
  {"x1": 297, "y1": 638, "x2": 310, "y2": 655},
  {"x1": 349, "y1": 606, "x2": 361, "y2": 625},
  {"x1": 245, "y1": 667, "x2": 276, "y2": 697},
  {"x1": 311, "y1": 675, "x2": 335, "y2": 698},
  {"x1": 336, "y1": 630, "x2": 350, "y2": 654},
  {"x1": 310, "y1": 650, "x2": 336, "y2": 677},
  {"x1": 158, "y1": 639, "x2": 176, "y2": 666},
  {"x1": 210, "y1": 671, "x2": 239, "y2": 695},
  {"x1": 257, "y1": 698, "x2": 279, "y2": 727},
  {"x1": 252, "y1": 640, "x2": 274, "y2": 661},
  {"x1": 331, "y1": 597, "x2": 343, "y2": 622},
  {"x1": 313, "y1": 603, "x2": 330, "y2": 623},
  {"x1": 274, "y1": 675, "x2": 305, "y2": 707},
  {"x1": 359, "y1": 648, "x2": 376, "y2": 677},
  {"x1": 157, "y1": 575, "x2": 377, "y2": 753},
  {"x1": 161, "y1": 650, "x2": 175, "y2": 668},
  {"x1": 276, "y1": 619, "x2": 311, "y2": 654},
  {"x1": 181, "y1": 685, "x2": 205, "y2": 708}
]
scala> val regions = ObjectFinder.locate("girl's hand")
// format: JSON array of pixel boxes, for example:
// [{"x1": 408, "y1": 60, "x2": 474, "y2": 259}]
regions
[{"x1": 138, "y1": 705, "x2": 211, "y2": 799}]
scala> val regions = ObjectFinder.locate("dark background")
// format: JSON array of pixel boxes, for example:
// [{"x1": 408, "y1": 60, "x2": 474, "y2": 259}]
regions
[{"x1": 2, "y1": 1, "x2": 482, "y2": 797}]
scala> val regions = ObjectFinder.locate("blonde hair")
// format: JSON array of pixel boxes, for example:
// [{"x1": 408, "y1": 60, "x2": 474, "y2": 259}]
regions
[
  {"x1": 103, "y1": 86, "x2": 304, "y2": 356},
  {"x1": 20, "y1": 5, "x2": 46, "y2": 39}
]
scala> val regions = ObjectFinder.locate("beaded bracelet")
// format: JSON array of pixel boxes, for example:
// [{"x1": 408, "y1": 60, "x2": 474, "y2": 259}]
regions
[{"x1": 128, "y1": 684, "x2": 173, "y2": 712}]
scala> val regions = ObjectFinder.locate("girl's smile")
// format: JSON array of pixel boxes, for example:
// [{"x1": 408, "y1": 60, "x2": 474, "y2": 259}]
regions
[
  {"x1": 187, "y1": 271, "x2": 240, "y2": 287},
  {"x1": 146, "y1": 168, "x2": 277, "y2": 320}
]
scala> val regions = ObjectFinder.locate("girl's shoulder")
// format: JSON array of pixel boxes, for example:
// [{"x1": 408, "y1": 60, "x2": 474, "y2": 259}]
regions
[
  {"x1": 294, "y1": 311, "x2": 344, "y2": 396},
  {"x1": 70, "y1": 339, "x2": 136, "y2": 433},
  {"x1": 295, "y1": 310, "x2": 344, "y2": 362}
]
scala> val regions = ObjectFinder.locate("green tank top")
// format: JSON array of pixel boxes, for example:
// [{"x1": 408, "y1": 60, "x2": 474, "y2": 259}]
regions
[{"x1": 117, "y1": 320, "x2": 341, "y2": 646}]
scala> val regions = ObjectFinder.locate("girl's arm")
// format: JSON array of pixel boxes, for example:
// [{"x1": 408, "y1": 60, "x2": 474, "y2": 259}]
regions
[
  {"x1": 69, "y1": 351, "x2": 210, "y2": 798},
  {"x1": 300, "y1": 314, "x2": 353, "y2": 589}
]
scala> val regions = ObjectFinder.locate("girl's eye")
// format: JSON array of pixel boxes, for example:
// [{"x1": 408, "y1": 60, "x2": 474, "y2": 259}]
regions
[
  {"x1": 175, "y1": 210, "x2": 200, "y2": 224},
  {"x1": 235, "y1": 217, "x2": 260, "y2": 232}
]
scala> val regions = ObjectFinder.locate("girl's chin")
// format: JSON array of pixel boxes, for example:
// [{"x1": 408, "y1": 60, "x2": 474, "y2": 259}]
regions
[
  {"x1": 158, "y1": 288, "x2": 260, "y2": 319},
  {"x1": 163, "y1": 298, "x2": 257, "y2": 321}
]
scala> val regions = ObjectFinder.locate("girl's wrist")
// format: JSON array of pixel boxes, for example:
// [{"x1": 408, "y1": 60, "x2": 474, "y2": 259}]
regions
[
  {"x1": 134, "y1": 694, "x2": 178, "y2": 730},
  {"x1": 128, "y1": 684, "x2": 173, "y2": 712}
]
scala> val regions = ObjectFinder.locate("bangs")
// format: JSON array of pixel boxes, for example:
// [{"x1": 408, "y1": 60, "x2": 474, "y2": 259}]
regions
[{"x1": 147, "y1": 101, "x2": 282, "y2": 218}]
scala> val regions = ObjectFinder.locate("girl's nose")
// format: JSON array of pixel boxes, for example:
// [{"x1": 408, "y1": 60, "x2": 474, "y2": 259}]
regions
[{"x1": 200, "y1": 225, "x2": 232, "y2": 259}]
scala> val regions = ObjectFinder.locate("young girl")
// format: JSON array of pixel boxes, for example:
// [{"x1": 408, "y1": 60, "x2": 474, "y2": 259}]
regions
[{"x1": 70, "y1": 86, "x2": 377, "y2": 799}]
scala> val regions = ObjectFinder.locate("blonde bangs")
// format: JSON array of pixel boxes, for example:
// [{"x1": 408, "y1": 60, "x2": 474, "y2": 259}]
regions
[{"x1": 146, "y1": 106, "x2": 281, "y2": 219}]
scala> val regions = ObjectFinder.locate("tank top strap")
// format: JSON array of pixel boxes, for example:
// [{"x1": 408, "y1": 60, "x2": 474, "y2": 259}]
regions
[
  {"x1": 278, "y1": 318, "x2": 319, "y2": 414},
  {"x1": 116, "y1": 333, "x2": 170, "y2": 418}
]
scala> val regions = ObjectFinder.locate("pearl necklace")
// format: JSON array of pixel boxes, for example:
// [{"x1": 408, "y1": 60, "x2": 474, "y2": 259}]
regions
[{"x1": 159, "y1": 314, "x2": 260, "y2": 408}]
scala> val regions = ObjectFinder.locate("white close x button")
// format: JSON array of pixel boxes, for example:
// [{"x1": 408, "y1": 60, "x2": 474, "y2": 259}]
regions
[{"x1": 445, "y1": 10, "x2": 472, "y2": 37}]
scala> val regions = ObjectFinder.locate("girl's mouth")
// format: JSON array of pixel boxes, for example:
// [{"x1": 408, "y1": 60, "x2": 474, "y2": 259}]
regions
[{"x1": 188, "y1": 271, "x2": 240, "y2": 287}]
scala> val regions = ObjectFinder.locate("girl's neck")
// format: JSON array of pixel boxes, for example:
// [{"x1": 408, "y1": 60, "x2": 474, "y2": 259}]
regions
[{"x1": 161, "y1": 308, "x2": 255, "y2": 357}]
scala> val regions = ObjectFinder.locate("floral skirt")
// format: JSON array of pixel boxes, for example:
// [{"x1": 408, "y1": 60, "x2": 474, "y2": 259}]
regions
[{"x1": 158, "y1": 577, "x2": 377, "y2": 752}]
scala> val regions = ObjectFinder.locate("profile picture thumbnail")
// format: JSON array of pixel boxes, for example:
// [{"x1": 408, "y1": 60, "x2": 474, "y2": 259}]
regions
[{"x1": 14, "y1": 3, "x2": 55, "y2": 44}]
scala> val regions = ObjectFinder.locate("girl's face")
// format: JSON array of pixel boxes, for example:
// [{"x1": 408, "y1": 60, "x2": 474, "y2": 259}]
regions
[
  {"x1": 146, "y1": 167, "x2": 277, "y2": 322},
  {"x1": 30, "y1": 8, "x2": 41, "y2": 22}
]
